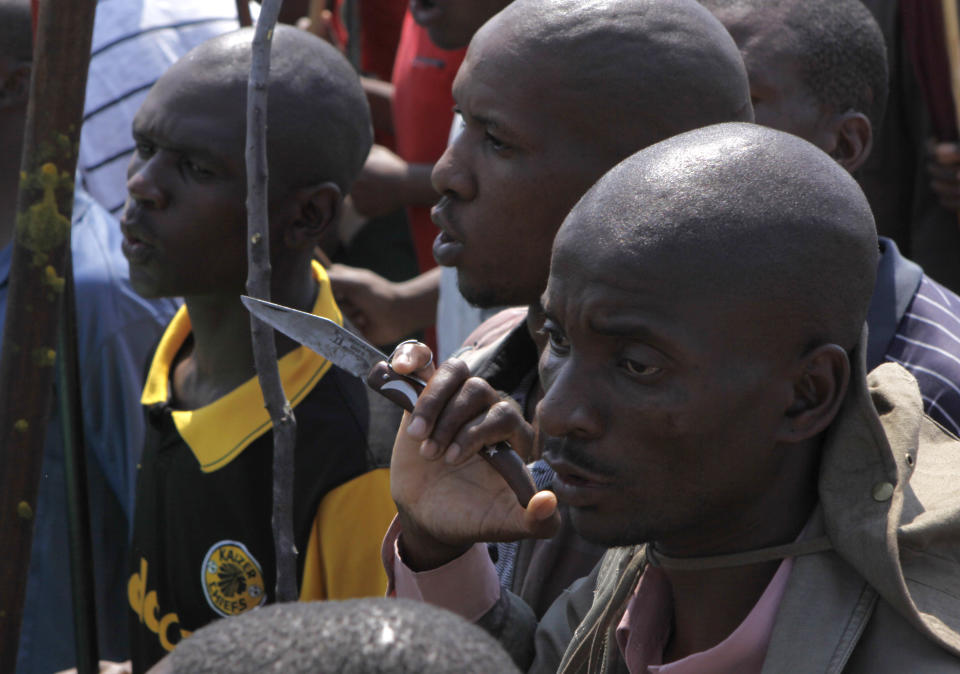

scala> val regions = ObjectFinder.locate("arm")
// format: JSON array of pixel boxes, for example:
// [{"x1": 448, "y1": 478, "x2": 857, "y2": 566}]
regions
[
  {"x1": 362, "y1": 77, "x2": 396, "y2": 138},
  {"x1": 328, "y1": 265, "x2": 440, "y2": 346},
  {"x1": 928, "y1": 141, "x2": 960, "y2": 215},
  {"x1": 383, "y1": 342, "x2": 607, "y2": 670},
  {"x1": 350, "y1": 145, "x2": 438, "y2": 219}
]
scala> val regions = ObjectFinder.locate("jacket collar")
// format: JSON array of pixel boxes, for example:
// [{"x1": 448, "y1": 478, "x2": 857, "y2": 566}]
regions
[
  {"x1": 770, "y1": 328, "x2": 960, "y2": 666},
  {"x1": 865, "y1": 237, "x2": 923, "y2": 369}
]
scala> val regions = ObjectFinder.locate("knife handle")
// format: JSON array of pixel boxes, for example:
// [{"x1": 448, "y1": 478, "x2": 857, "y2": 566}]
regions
[{"x1": 366, "y1": 361, "x2": 536, "y2": 507}]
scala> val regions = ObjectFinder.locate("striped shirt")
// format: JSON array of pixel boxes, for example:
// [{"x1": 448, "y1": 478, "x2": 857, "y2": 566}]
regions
[
  {"x1": 79, "y1": 0, "x2": 243, "y2": 215},
  {"x1": 869, "y1": 238, "x2": 960, "y2": 436}
]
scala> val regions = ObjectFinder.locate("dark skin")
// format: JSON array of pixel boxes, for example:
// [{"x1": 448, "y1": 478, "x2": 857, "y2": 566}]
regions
[
  {"x1": 390, "y1": 215, "x2": 847, "y2": 657},
  {"x1": 388, "y1": 122, "x2": 877, "y2": 661},
  {"x1": 393, "y1": 0, "x2": 754, "y2": 455},
  {"x1": 712, "y1": 5, "x2": 873, "y2": 173},
  {"x1": 346, "y1": 0, "x2": 512, "y2": 219},
  {"x1": 409, "y1": 0, "x2": 512, "y2": 50},
  {"x1": 123, "y1": 61, "x2": 340, "y2": 410}
]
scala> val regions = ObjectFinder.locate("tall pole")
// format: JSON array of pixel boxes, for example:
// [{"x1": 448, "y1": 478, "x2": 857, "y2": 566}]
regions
[
  {"x1": 0, "y1": 0, "x2": 97, "y2": 669},
  {"x1": 244, "y1": 0, "x2": 300, "y2": 603},
  {"x1": 942, "y1": 0, "x2": 960, "y2": 133},
  {"x1": 58, "y1": 253, "x2": 99, "y2": 674},
  {"x1": 941, "y1": 0, "x2": 960, "y2": 227}
]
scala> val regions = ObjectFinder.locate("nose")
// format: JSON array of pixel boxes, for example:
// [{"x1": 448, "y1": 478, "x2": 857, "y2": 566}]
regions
[
  {"x1": 126, "y1": 153, "x2": 168, "y2": 210},
  {"x1": 431, "y1": 124, "x2": 476, "y2": 202},
  {"x1": 536, "y1": 355, "x2": 604, "y2": 441}
]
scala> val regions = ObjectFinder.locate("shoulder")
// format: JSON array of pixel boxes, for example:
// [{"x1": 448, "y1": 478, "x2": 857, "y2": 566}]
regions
[
  {"x1": 460, "y1": 307, "x2": 529, "y2": 353},
  {"x1": 889, "y1": 275, "x2": 960, "y2": 435}
]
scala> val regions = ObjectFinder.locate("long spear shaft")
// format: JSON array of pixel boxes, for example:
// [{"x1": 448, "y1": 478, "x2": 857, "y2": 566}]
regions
[
  {"x1": 244, "y1": 0, "x2": 299, "y2": 603},
  {"x1": 942, "y1": 0, "x2": 960, "y2": 133},
  {"x1": 0, "y1": 0, "x2": 97, "y2": 669},
  {"x1": 58, "y1": 253, "x2": 99, "y2": 674},
  {"x1": 941, "y1": 0, "x2": 960, "y2": 228}
]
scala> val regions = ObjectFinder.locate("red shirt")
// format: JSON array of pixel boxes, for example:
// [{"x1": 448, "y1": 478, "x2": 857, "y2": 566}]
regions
[
  {"x1": 330, "y1": 0, "x2": 407, "y2": 81},
  {"x1": 391, "y1": 11, "x2": 466, "y2": 273}
]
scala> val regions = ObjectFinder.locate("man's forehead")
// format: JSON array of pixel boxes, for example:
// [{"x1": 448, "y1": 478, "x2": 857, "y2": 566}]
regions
[
  {"x1": 714, "y1": 6, "x2": 796, "y2": 64},
  {"x1": 135, "y1": 76, "x2": 243, "y2": 152},
  {"x1": 454, "y1": 34, "x2": 605, "y2": 148}
]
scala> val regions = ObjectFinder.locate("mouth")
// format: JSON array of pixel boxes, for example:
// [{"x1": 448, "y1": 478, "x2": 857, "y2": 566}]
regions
[
  {"x1": 431, "y1": 199, "x2": 465, "y2": 266},
  {"x1": 543, "y1": 452, "x2": 615, "y2": 508},
  {"x1": 410, "y1": 0, "x2": 442, "y2": 26},
  {"x1": 120, "y1": 217, "x2": 156, "y2": 265}
]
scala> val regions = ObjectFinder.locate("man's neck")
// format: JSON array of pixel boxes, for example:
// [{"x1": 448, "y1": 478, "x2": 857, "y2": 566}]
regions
[
  {"x1": 657, "y1": 454, "x2": 819, "y2": 662},
  {"x1": 170, "y1": 263, "x2": 318, "y2": 410}
]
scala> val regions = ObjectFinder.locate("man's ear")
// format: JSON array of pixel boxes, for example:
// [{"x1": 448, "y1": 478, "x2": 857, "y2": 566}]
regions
[
  {"x1": 282, "y1": 182, "x2": 342, "y2": 249},
  {"x1": 776, "y1": 343, "x2": 850, "y2": 444},
  {"x1": 825, "y1": 111, "x2": 872, "y2": 174}
]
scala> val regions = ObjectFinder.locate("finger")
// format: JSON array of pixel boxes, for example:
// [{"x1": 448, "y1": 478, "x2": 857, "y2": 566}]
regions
[
  {"x1": 390, "y1": 341, "x2": 435, "y2": 378},
  {"x1": 522, "y1": 490, "x2": 561, "y2": 538},
  {"x1": 406, "y1": 358, "x2": 470, "y2": 442},
  {"x1": 446, "y1": 400, "x2": 532, "y2": 465},
  {"x1": 426, "y1": 377, "x2": 503, "y2": 460}
]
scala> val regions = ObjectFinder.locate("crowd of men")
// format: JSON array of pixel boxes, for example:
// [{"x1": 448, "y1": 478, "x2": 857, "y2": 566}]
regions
[{"x1": 4, "y1": 0, "x2": 960, "y2": 672}]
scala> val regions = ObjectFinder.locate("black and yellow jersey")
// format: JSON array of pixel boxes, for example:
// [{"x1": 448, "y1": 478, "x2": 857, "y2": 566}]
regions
[{"x1": 128, "y1": 262, "x2": 396, "y2": 672}]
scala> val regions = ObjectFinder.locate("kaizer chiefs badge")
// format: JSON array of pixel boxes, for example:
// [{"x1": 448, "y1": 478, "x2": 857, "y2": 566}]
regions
[{"x1": 201, "y1": 541, "x2": 267, "y2": 617}]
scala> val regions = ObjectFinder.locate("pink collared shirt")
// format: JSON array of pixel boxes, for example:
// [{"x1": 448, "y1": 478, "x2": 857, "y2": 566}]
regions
[
  {"x1": 382, "y1": 516, "x2": 794, "y2": 673},
  {"x1": 616, "y1": 557, "x2": 793, "y2": 673}
]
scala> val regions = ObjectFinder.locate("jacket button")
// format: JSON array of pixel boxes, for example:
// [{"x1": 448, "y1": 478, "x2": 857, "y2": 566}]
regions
[{"x1": 872, "y1": 482, "x2": 894, "y2": 502}]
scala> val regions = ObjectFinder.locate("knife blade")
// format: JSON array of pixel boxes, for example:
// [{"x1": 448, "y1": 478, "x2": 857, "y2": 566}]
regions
[{"x1": 241, "y1": 295, "x2": 536, "y2": 506}]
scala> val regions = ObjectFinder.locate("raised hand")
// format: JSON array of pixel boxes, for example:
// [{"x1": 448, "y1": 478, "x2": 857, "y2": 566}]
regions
[{"x1": 388, "y1": 343, "x2": 559, "y2": 570}]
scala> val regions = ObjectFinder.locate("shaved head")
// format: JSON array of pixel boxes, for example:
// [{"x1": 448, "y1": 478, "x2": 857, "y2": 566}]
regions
[
  {"x1": 557, "y1": 123, "x2": 878, "y2": 351},
  {"x1": 436, "y1": 0, "x2": 755, "y2": 309},
  {"x1": 152, "y1": 25, "x2": 372, "y2": 194},
  {"x1": 474, "y1": 0, "x2": 753, "y2": 155}
]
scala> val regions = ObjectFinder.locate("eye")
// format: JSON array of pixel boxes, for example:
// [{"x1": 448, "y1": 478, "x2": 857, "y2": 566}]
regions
[
  {"x1": 621, "y1": 359, "x2": 662, "y2": 379},
  {"x1": 484, "y1": 130, "x2": 509, "y2": 153},
  {"x1": 538, "y1": 320, "x2": 570, "y2": 356},
  {"x1": 181, "y1": 157, "x2": 215, "y2": 179},
  {"x1": 135, "y1": 141, "x2": 155, "y2": 159}
]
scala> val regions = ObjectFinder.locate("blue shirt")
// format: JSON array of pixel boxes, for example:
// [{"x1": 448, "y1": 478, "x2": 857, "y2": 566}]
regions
[
  {"x1": 868, "y1": 237, "x2": 960, "y2": 436},
  {"x1": 3, "y1": 190, "x2": 179, "y2": 673}
]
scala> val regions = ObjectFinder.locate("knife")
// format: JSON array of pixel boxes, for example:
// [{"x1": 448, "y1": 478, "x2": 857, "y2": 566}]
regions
[{"x1": 241, "y1": 295, "x2": 536, "y2": 507}]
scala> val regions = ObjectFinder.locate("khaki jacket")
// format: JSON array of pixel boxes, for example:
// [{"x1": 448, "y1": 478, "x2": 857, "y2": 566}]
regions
[{"x1": 488, "y1": 354, "x2": 960, "y2": 673}]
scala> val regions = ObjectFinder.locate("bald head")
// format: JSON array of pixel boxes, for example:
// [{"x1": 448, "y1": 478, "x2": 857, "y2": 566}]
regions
[
  {"x1": 558, "y1": 123, "x2": 878, "y2": 351},
  {"x1": 153, "y1": 25, "x2": 372, "y2": 193},
  {"x1": 474, "y1": 0, "x2": 753, "y2": 154}
]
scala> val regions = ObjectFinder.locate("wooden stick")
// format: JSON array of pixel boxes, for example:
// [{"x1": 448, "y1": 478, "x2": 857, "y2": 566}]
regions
[
  {"x1": 0, "y1": 0, "x2": 97, "y2": 668},
  {"x1": 941, "y1": 0, "x2": 960, "y2": 227},
  {"x1": 943, "y1": 0, "x2": 960, "y2": 133},
  {"x1": 57, "y1": 254, "x2": 99, "y2": 674},
  {"x1": 244, "y1": 0, "x2": 299, "y2": 603},
  {"x1": 237, "y1": 0, "x2": 253, "y2": 28}
]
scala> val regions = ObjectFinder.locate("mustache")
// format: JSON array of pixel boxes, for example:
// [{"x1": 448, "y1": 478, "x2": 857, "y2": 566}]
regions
[{"x1": 541, "y1": 436, "x2": 618, "y2": 478}]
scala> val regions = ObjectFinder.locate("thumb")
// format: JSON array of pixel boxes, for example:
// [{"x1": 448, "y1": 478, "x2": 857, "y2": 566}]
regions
[{"x1": 522, "y1": 490, "x2": 561, "y2": 538}]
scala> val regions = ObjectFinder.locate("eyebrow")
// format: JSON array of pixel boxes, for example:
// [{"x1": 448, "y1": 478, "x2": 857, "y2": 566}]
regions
[
  {"x1": 586, "y1": 315, "x2": 671, "y2": 343},
  {"x1": 132, "y1": 127, "x2": 229, "y2": 165}
]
